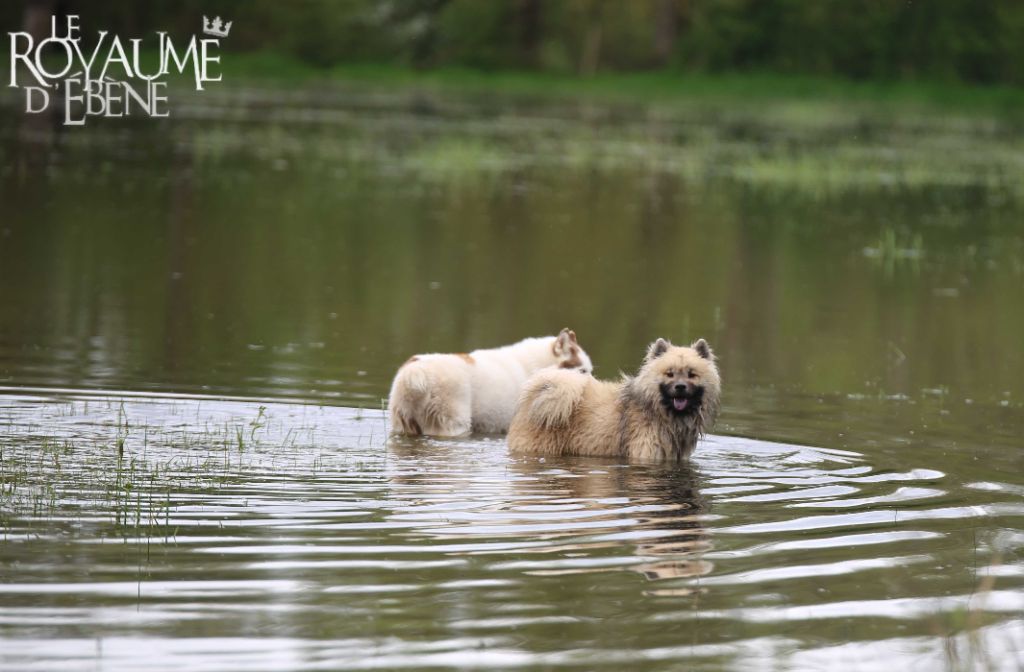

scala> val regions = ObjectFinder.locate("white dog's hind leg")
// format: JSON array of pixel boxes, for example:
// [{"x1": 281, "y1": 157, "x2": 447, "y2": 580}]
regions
[
  {"x1": 387, "y1": 361, "x2": 432, "y2": 436},
  {"x1": 419, "y1": 378, "x2": 472, "y2": 437}
]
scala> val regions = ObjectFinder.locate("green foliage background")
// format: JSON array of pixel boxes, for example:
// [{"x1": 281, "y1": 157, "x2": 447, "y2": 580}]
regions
[{"x1": 5, "y1": 0, "x2": 1024, "y2": 85}]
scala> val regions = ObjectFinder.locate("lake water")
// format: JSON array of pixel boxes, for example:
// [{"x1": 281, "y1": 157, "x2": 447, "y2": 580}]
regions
[{"x1": 1, "y1": 84, "x2": 1022, "y2": 670}]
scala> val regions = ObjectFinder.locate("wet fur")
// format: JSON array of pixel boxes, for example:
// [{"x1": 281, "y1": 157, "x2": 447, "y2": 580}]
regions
[{"x1": 508, "y1": 338, "x2": 720, "y2": 462}]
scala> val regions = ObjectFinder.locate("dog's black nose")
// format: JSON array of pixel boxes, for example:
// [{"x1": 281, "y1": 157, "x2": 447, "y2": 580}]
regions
[{"x1": 673, "y1": 383, "x2": 687, "y2": 395}]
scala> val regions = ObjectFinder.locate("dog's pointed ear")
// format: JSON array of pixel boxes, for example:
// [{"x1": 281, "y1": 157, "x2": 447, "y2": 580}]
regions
[
  {"x1": 554, "y1": 328, "x2": 574, "y2": 356},
  {"x1": 692, "y1": 338, "x2": 714, "y2": 360},
  {"x1": 645, "y1": 338, "x2": 670, "y2": 362}
]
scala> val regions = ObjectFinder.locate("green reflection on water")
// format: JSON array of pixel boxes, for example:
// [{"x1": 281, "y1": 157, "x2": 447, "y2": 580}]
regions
[
  {"x1": 0, "y1": 91, "x2": 1022, "y2": 445},
  {"x1": 0, "y1": 86, "x2": 1023, "y2": 670}
]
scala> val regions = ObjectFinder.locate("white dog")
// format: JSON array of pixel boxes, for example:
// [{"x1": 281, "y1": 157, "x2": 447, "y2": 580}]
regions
[{"x1": 388, "y1": 329, "x2": 592, "y2": 436}]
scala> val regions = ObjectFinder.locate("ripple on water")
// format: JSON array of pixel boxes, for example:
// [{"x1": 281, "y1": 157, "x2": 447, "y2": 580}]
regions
[{"x1": 0, "y1": 391, "x2": 1021, "y2": 671}]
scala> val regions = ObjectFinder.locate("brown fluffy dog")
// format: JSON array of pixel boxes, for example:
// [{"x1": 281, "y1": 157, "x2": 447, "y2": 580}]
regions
[{"x1": 508, "y1": 338, "x2": 721, "y2": 462}]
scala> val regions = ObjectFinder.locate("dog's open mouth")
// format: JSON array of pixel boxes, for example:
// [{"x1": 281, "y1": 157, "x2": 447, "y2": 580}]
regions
[{"x1": 661, "y1": 384, "x2": 703, "y2": 416}]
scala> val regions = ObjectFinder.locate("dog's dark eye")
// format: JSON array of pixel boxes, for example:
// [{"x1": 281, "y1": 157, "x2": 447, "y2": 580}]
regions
[
  {"x1": 666, "y1": 370, "x2": 674, "y2": 378},
  {"x1": 687, "y1": 369, "x2": 697, "y2": 379}
]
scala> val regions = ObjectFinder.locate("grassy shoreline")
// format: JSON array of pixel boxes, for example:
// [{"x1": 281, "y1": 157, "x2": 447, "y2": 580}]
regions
[
  {"x1": 212, "y1": 53, "x2": 1024, "y2": 118},
  {"x1": 5, "y1": 50, "x2": 1024, "y2": 118}
]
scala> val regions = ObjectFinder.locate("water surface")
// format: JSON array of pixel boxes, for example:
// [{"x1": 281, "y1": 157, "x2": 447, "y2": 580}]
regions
[
  {"x1": 1, "y1": 84, "x2": 1023, "y2": 669},
  {"x1": 1, "y1": 391, "x2": 1022, "y2": 670}
]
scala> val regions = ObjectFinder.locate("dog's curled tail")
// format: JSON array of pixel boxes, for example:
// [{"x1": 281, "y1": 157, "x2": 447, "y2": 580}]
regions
[{"x1": 518, "y1": 368, "x2": 588, "y2": 429}]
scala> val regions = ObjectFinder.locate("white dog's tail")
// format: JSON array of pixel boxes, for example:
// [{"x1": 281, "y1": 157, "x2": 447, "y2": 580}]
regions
[
  {"x1": 388, "y1": 359, "x2": 433, "y2": 435},
  {"x1": 518, "y1": 369, "x2": 589, "y2": 429}
]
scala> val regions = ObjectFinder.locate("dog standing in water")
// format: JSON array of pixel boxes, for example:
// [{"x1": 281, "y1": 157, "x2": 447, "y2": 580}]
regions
[
  {"x1": 388, "y1": 329, "x2": 592, "y2": 437},
  {"x1": 508, "y1": 338, "x2": 720, "y2": 462}
]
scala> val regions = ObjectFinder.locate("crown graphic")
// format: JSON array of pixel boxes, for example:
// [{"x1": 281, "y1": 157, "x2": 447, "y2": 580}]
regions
[{"x1": 202, "y1": 16, "x2": 232, "y2": 38}]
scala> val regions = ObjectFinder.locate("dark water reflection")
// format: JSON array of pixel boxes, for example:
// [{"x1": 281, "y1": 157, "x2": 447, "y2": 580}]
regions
[
  {"x1": 1, "y1": 87, "x2": 1023, "y2": 669},
  {"x1": 1, "y1": 89, "x2": 1023, "y2": 419}
]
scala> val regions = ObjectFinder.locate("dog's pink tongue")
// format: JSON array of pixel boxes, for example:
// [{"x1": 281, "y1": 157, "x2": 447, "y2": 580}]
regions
[{"x1": 673, "y1": 398, "x2": 688, "y2": 411}]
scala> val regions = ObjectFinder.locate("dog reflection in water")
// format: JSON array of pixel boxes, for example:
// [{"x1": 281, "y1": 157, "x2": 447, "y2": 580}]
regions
[
  {"x1": 514, "y1": 460, "x2": 713, "y2": 586},
  {"x1": 385, "y1": 439, "x2": 712, "y2": 587}
]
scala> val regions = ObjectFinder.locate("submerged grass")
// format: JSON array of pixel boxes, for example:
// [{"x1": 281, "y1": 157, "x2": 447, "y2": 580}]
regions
[
  {"x1": 164, "y1": 114, "x2": 1024, "y2": 200},
  {"x1": 0, "y1": 398, "x2": 369, "y2": 545}
]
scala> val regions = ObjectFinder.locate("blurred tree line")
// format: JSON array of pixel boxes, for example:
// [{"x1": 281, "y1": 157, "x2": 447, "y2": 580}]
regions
[{"x1": 8, "y1": 0, "x2": 1024, "y2": 85}]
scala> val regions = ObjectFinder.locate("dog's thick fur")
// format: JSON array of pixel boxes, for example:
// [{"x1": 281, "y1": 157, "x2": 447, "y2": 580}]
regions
[
  {"x1": 508, "y1": 338, "x2": 720, "y2": 462},
  {"x1": 388, "y1": 329, "x2": 592, "y2": 437}
]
